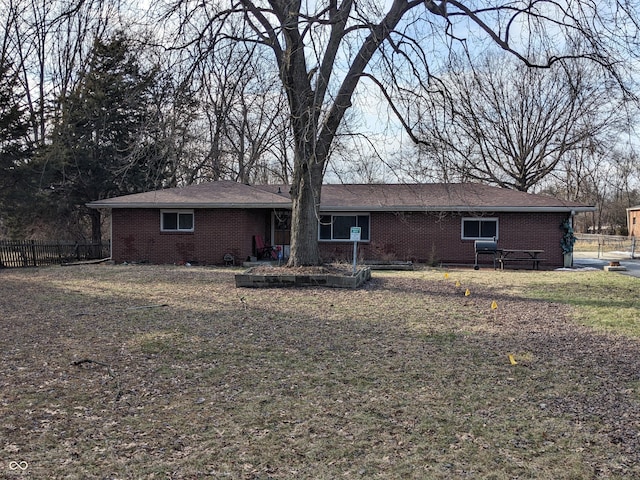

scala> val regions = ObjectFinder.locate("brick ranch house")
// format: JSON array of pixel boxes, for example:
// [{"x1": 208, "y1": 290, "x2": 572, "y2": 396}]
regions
[{"x1": 87, "y1": 180, "x2": 594, "y2": 268}]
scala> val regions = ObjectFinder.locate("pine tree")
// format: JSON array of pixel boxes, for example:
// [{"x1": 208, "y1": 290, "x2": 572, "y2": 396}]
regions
[
  {"x1": 45, "y1": 32, "x2": 164, "y2": 243},
  {"x1": 0, "y1": 60, "x2": 32, "y2": 238}
]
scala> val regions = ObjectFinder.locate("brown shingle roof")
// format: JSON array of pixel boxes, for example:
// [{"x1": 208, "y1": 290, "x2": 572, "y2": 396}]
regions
[
  {"x1": 255, "y1": 183, "x2": 593, "y2": 212},
  {"x1": 88, "y1": 181, "x2": 594, "y2": 212},
  {"x1": 88, "y1": 180, "x2": 290, "y2": 209}
]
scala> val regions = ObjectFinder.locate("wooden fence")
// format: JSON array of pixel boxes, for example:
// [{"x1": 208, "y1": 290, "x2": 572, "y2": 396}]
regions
[{"x1": 0, "y1": 240, "x2": 110, "y2": 268}]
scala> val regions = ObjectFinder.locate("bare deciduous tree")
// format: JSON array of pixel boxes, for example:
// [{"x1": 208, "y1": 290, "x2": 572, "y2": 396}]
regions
[
  {"x1": 7, "y1": 0, "x2": 119, "y2": 148},
  {"x1": 159, "y1": 0, "x2": 638, "y2": 265},
  {"x1": 174, "y1": 37, "x2": 290, "y2": 185},
  {"x1": 411, "y1": 55, "x2": 625, "y2": 192},
  {"x1": 549, "y1": 144, "x2": 640, "y2": 234}
]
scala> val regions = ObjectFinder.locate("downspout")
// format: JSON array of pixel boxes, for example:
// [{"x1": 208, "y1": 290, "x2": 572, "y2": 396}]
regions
[
  {"x1": 568, "y1": 211, "x2": 574, "y2": 267},
  {"x1": 561, "y1": 211, "x2": 576, "y2": 268},
  {"x1": 109, "y1": 209, "x2": 113, "y2": 261}
]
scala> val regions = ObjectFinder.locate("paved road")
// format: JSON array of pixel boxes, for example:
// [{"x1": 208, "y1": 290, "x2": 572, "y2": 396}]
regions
[{"x1": 572, "y1": 252, "x2": 640, "y2": 278}]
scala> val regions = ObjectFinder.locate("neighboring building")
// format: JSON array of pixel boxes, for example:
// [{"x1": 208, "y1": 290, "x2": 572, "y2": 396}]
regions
[
  {"x1": 628, "y1": 206, "x2": 640, "y2": 237},
  {"x1": 87, "y1": 181, "x2": 595, "y2": 268}
]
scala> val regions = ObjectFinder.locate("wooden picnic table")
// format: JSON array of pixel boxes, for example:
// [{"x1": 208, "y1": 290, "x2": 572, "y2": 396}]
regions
[{"x1": 498, "y1": 249, "x2": 545, "y2": 270}]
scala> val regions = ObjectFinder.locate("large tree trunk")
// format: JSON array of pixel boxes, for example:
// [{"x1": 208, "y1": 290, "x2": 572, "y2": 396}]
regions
[
  {"x1": 287, "y1": 158, "x2": 324, "y2": 266},
  {"x1": 267, "y1": 0, "x2": 419, "y2": 267}
]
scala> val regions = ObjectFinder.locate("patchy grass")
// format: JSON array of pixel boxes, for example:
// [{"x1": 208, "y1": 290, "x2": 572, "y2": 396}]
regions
[
  {"x1": 528, "y1": 272, "x2": 640, "y2": 336},
  {"x1": 1, "y1": 264, "x2": 640, "y2": 479}
]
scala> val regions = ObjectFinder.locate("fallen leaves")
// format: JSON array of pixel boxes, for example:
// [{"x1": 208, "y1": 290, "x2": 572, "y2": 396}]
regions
[{"x1": 1, "y1": 265, "x2": 640, "y2": 478}]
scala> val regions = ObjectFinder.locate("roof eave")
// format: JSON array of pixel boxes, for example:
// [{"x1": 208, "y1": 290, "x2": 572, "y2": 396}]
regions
[
  {"x1": 87, "y1": 202, "x2": 292, "y2": 209},
  {"x1": 87, "y1": 203, "x2": 594, "y2": 213},
  {"x1": 319, "y1": 206, "x2": 596, "y2": 213}
]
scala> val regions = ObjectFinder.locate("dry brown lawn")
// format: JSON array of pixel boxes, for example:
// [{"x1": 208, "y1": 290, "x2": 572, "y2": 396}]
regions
[{"x1": 2, "y1": 264, "x2": 640, "y2": 479}]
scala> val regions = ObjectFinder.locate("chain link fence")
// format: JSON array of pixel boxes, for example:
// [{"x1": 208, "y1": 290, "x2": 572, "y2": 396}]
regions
[{"x1": 574, "y1": 234, "x2": 637, "y2": 259}]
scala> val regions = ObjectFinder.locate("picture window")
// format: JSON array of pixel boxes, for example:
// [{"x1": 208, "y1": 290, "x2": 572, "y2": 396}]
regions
[{"x1": 319, "y1": 214, "x2": 370, "y2": 241}]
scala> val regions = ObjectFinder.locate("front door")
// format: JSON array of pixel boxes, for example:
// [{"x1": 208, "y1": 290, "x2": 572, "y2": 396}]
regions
[{"x1": 272, "y1": 210, "x2": 291, "y2": 259}]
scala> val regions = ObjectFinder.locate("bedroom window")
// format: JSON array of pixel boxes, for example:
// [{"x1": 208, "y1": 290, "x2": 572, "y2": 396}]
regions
[
  {"x1": 462, "y1": 217, "x2": 498, "y2": 240},
  {"x1": 319, "y1": 214, "x2": 370, "y2": 241},
  {"x1": 161, "y1": 210, "x2": 194, "y2": 232}
]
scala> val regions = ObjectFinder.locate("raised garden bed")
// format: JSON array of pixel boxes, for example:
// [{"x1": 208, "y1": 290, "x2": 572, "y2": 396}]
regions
[
  {"x1": 235, "y1": 265, "x2": 372, "y2": 289},
  {"x1": 363, "y1": 260, "x2": 414, "y2": 270}
]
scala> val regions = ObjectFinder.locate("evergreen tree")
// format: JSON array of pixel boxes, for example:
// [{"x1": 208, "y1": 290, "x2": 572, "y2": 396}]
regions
[
  {"x1": 44, "y1": 32, "x2": 165, "y2": 243},
  {"x1": 0, "y1": 60, "x2": 32, "y2": 238}
]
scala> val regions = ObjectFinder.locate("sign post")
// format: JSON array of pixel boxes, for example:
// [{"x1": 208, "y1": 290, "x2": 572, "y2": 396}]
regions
[{"x1": 350, "y1": 227, "x2": 361, "y2": 274}]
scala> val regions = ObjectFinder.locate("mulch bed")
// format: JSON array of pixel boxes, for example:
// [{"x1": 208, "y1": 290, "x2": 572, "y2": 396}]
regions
[{"x1": 246, "y1": 264, "x2": 356, "y2": 275}]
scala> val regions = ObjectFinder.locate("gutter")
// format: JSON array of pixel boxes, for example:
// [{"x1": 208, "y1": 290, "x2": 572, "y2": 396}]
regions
[
  {"x1": 86, "y1": 202, "x2": 292, "y2": 209},
  {"x1": 315, "y1": 205, "x2": 596, "y2": 213},
  {"x1": 87, "y1": 202, "x2": 594, "y2": 213}
]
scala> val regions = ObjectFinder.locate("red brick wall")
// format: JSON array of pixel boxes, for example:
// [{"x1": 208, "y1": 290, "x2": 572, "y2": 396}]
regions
[
  {"x1": 498, "y1": 212, "x2": 567, "y2": 266},
  {"x1": 111, "y1": 208, "x2": 271, "y2": 264},
  {"x1": 318, "y1": 211, "x2": 568, "y2": 267},
  {"x1": 111, "y1": 208, "x2": 569, "y2": 267}
]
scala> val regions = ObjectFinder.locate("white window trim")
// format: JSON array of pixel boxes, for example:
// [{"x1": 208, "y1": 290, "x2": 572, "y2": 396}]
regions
[
  {"x1": 161, "y1": 209, "x2": 194, "y2": 232},
  {"x1": 318, "y1": 212, "x2": 370, "y2": 242},
  {"x1": 461, "y1": 217, "x2": 499, "y2": 240}
]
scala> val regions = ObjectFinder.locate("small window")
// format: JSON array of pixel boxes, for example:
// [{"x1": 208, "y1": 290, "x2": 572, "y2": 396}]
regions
[
  {"x1": 462, "y1": 217, "x2": 498, "y2": 240},
  {"x1": 319, "y1": 214, "x2": 370, "y2": 241},
  {"x1": 161, "y1": 210, "x2": 194, "y2": 232}
]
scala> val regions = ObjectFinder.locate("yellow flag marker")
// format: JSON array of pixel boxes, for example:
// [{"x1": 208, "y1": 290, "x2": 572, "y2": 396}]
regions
[
  {"x1": 491, "y1": 301, "x2": 498, "y2": 310},
  {"x1": 444, "y1": 272, "x2": 449, "y2": 279},
  {"x1": 455, "y1": 280, "x2": 461, "y2": 288},
  {"x1": 465, "y1": 288, "x2": 470, "y2": 296},
  {"x1": 508, "y1": 354, "x2": 518, "y2": 365}
]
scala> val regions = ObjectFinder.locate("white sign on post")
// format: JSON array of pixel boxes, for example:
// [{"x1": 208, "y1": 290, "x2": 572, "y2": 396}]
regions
[{"x1": 350, "y1": 227, "x2": 361, "y2": 274}]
